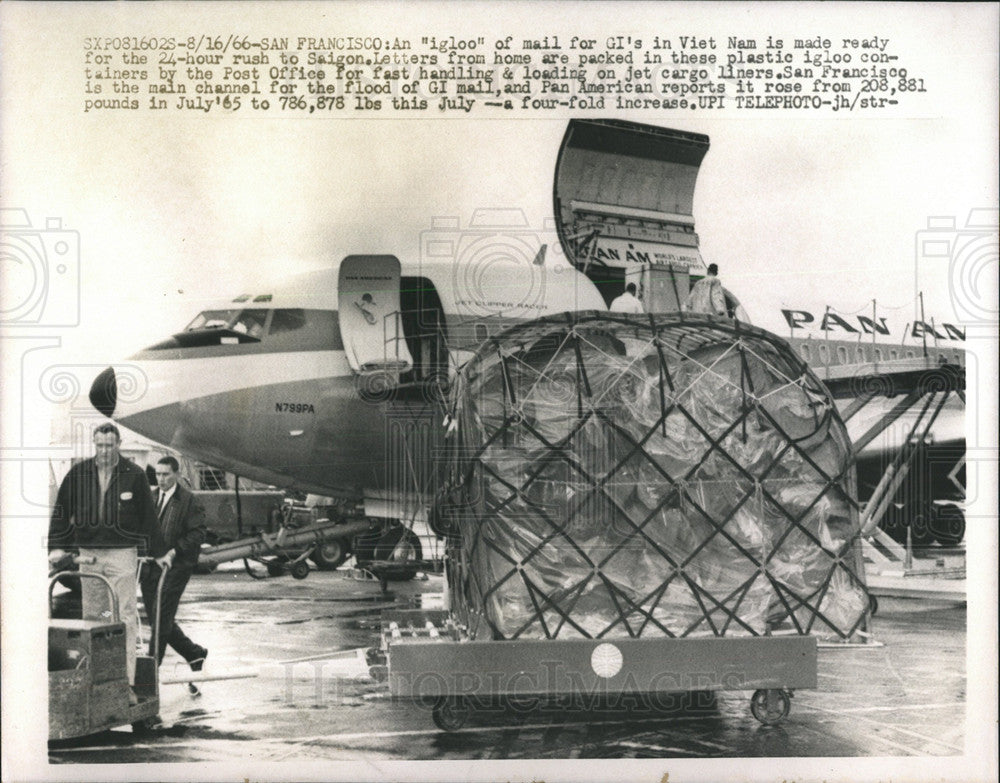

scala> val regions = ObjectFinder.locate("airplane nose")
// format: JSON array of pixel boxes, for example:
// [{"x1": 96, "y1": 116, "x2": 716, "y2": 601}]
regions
[{"x1": 89, "y1": 366, "x2": 117, "y2": 417}]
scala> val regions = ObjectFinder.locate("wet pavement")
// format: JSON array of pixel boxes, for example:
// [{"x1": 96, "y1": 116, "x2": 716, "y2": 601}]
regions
[{"x1": 48, "y1": 564, "x2": 966, "y2": 762}]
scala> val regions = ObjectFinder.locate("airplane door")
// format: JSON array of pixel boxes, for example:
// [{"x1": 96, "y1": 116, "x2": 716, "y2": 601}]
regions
[{"x1": 338, "y1": 255, "x2": 413, "y2": 375}]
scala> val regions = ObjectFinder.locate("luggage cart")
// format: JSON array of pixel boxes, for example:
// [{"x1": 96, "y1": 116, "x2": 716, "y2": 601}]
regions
[
  {"x1": 378, "y1": 609, "x2": 815, "y2": 731},
  {"x1": 48, "y1": 557, "x2": 168, "y2": 739}
]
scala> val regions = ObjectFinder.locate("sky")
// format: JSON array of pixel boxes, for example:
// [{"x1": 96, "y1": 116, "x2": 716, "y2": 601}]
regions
[
  {"x1": 1, "y1": 3, "x2": 998, "y2": 782},
  {"x1": 0, "y1": 3, "x2": 996, "y2": 367}
]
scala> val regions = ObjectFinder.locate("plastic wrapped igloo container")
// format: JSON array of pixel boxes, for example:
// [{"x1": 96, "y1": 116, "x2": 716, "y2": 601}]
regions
[{"x1": 442, "y1": 312, "x2": 871, "y2": 643}]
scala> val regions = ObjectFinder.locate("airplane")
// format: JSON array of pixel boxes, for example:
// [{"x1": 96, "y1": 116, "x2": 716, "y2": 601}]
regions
[{"x1": 86, "y1": 119, "x2": 966, "y2": 562}]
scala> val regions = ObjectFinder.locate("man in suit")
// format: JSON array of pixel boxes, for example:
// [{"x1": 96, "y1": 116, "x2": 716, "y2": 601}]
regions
[{"x1": 140, "y1": 456, "x2": 208, "y2": 678}]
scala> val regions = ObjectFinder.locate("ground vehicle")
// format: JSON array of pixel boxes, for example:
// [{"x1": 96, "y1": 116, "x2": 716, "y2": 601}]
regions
[
  {"x1": 48, "y1": 557, "x2": 167, "y2": 740},
  {"x1": 196, "y1": 510, "x2": 429, "y2": 583}
]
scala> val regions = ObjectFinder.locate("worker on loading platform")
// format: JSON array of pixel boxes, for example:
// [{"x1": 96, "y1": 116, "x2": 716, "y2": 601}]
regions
[
  {"x1": 140, "y1": 456, "x2": 209, "y2": 691},
  {"x1": 684, "y1": 263, "x2": 728, "y2": 316},
  {"x1": 49, "y1": 422, "x2": 171, "y2": 702},
  {"x1": 609, "y1": 282, "x2": 645, "y2": 314}
]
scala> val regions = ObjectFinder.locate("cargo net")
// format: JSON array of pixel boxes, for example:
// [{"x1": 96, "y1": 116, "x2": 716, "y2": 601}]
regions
[{"x1": 444, "y1": 312, "x2": 871, "y2": 643}]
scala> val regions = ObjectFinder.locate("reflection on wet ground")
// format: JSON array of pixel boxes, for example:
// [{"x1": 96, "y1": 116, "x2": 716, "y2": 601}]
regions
[{"x1": 49, "y1": 567, "x2": 965, "y2": 762}]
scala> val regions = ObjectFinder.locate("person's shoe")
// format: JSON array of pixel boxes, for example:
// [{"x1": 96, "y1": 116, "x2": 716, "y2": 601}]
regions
[
  {"x1": 188, "y1": 646, "x2": 208, "y2": 672},
  {"x1": 187, "y1": 682, "x2": 202, "y2": 697}
]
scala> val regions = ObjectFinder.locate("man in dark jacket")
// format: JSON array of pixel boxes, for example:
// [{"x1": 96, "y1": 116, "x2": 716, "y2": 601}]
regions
[
  {"x1": 49, "y1": 422, "x2": 170, "y2": 688},
  {"x1": 140, "y1": 456, "x2": 208, "y2": 675}
]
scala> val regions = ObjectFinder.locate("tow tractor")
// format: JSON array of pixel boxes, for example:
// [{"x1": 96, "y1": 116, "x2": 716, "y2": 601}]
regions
[{"x1": 48, "y1": 555, "x2": 168, "y2": 740}]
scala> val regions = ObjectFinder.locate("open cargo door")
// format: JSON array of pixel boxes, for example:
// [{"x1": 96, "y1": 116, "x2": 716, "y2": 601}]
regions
[
  {"x1": 553, "y1": 119, "x2": 711, "y2": 312},
  {"x1": 338, "y1": 255, "x2": 413, "y2": 375}
]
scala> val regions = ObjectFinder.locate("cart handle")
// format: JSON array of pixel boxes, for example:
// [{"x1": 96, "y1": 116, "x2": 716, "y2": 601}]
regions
[
  {"x1": 137, "y1": 557, "x2": 170, "y2": 664},
  {"x1": 48, "y1": 561, "x2": 119, "y2": 623},
  {"x1": 47, "y1": 553, "x2": 96, "y2": 577}
]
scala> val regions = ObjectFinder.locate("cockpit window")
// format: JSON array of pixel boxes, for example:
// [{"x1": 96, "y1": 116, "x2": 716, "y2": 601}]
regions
[
  {"x1": 269, "y1": 308, "x2": 308, "y2": 335},
  {"x1": 185, "y1": 310, "x2": 240, "y2": 331},
  {"x1": 267, "y1": 309, "x2": 343, "y2": 350},
  {"x1": 147, "y1": 308, "x2": 343, "y2": 352},
  {"x1": 231, "y1": 309, "x2": 268, "y2": 338},
  {"x1": 170, "y1": 308, "x2": 265, "y2": 348}
]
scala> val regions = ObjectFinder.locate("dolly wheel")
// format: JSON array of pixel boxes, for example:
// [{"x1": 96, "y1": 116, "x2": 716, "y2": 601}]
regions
[
  {"x1": 290, "y1": 560, "x2": 310, "y2": 580},
  {"x1": 365, "y1": 647, "x2": 388, "y2": 681},
  {"x1": 432, "y1": 696, "x2": 471, "y2": 732},
  {"x1": 750, "y1": 688, "x2": 791, "y2": 725}
]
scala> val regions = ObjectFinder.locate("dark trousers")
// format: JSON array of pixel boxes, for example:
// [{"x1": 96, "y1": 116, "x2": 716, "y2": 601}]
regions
[{"x1": 139, "y1": 561, "x2": 201, "y2": 664}]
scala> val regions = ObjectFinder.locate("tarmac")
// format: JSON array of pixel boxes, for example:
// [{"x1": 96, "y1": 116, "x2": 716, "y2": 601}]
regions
[{"x1": 47, "y1": 556, "x2": 967, "y2": 764}]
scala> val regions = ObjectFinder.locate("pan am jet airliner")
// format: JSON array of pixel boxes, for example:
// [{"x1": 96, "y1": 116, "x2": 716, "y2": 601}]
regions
[{"x1": 88, "y1": 120, "x2": 967, "y2": 551}]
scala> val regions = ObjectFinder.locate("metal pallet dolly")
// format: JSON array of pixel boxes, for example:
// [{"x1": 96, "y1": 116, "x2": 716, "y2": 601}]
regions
[{"x1": 377, "y1": 608, "x2": 815, "y2": 731}]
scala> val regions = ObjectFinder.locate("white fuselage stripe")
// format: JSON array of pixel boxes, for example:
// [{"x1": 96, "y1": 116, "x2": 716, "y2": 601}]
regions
[{"x1": 115, "y1": 351, "x2": 351, "y2": 415}]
